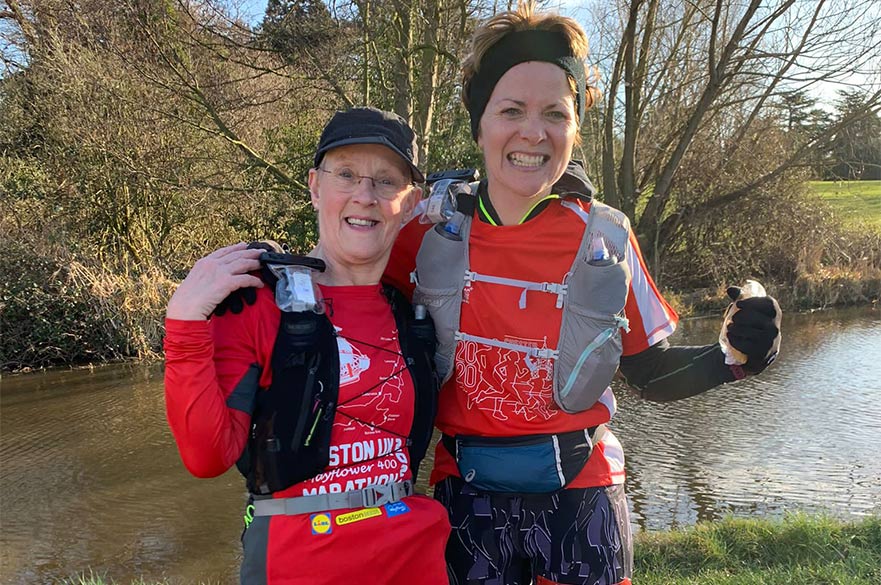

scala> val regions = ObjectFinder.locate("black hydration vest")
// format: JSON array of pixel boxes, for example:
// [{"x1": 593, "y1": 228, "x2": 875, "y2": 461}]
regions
[{"x1": 241, "y1": 284, "x2": 438, "y2": 496}]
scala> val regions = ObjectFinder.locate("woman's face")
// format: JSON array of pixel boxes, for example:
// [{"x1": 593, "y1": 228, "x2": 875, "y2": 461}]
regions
[
  {"x1": 478, "y1": 61, "x2": 578, "y2": 208},
  {"x1": 308, "y1": 144, "x2": 419, "y2": 273}
]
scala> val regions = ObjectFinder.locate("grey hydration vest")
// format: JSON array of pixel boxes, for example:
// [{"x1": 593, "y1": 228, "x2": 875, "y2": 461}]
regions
[{"x1": 411, "y1": 186, "x2": 632, "y2": 414}]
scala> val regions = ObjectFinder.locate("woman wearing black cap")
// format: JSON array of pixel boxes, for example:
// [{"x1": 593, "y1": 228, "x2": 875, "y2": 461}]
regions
[
  {"x1": 164, "y1": 107, "x2": 450, "y2": 584},
  {"x1": 385, "y1": 2, "x2": 782, "y2": 584}
]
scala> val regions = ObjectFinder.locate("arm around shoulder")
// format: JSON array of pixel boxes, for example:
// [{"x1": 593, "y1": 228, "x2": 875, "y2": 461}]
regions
[{"x1": 384, "y1": 217, "x2": 432, "y2": 299}]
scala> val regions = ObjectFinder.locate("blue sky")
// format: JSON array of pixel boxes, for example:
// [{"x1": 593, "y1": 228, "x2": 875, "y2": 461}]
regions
[
  {"x1": 241, "y1": 0, "x2": 269, "y2": 24},
  {"x1": 238, "y1": 0, "x2": 876, "y2": 109}
]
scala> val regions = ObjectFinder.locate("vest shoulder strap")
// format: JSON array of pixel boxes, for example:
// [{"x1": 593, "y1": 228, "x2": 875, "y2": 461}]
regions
[
  {"x1": 381, "y1": 283, "x2": 439, "y2": 483},
  {"x1": 554, "y1": 160, "x2": 597, "y2": 200},
  {"x1": 455, "y1": 180, "x2": 481, "y2": 217},
  {"x1": 244, "y1": 307, "x2": 338, "y2": 494}
]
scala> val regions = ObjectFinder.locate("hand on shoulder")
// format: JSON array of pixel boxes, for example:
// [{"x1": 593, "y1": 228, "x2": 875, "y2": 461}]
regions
[{"x1": 166, "y1": 243, "x2": 265, "y2": 321}]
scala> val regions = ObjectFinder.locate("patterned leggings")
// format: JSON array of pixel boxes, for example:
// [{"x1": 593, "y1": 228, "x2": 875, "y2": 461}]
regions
[{"x1": 434, "y1": 477, "x2": 633, "y2": 585}]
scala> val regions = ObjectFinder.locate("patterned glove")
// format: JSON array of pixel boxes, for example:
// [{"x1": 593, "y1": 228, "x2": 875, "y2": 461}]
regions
[
  {"x1": 725, "y1": 287, "x2": 782, "y2": 375},
  {"x1": 212, "y1": 240, "x2": 283, "y2": 317}
]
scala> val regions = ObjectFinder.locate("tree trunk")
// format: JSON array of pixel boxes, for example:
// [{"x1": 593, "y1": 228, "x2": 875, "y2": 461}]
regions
[
  {"x1": 391, "y1": 0, "x2": 413, "y2": 121},
  {"x1": 413, "y1": 0, "x2": 441, "y2": 163}
]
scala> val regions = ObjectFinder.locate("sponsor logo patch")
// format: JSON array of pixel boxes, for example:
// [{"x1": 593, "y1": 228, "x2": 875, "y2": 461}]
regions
[
  {"x1": 384, "y1": 501, "x2": 411, "y2": 518},
  {"x1": 310, "y1": 513, "x2": 332, "y2": 535},
  {"x1": 336, "y1": 507, "x2": 382, "y2": 526}
]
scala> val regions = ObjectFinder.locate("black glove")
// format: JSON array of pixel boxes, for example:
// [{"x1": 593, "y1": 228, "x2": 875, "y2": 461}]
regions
[
  {"x1": 725, "y1": 287, "x2": 782, "y2": 375},
  {"x1": 212, "y1": 240, "x2": 283, "y2": 317}
]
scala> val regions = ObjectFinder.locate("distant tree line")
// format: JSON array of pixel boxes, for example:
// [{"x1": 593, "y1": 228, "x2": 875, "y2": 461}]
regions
[
  {"x1": 779, "y1": 89, "x2": 881, "y2": 181},
  {"x1": 1, "y1": 0, "x2": 879, "y2": 369}
]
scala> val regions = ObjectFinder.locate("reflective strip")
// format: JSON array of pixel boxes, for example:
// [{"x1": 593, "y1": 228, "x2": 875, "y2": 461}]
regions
[
  {"x1": 463, "y1": 270, "x2": 567, "y2": 309},
  {"x1": 597, "y1": 387, "x2": 617, "y2": 418},
  {"x1": 558, "y1": 326, "x2": 617, "y2": 400},
  {"x1": 625, "y1": 238, "x2": 677, "y2": 346},
  {"x1": 551, "y1": 434, "x2": 566, "y2": 486},
  {"x1": 589, "y1": 424, "x2": 606, "y2": 447},
  {"x1": 560, "y1": 199, "x2": 591, "y2": 224},
  {"x1": 600, "y1": 431, "x2": 626, "y2": 481}
]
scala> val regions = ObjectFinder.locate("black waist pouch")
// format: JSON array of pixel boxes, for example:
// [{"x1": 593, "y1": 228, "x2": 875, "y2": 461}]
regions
[{"x1": 442, "y1": 428, "x2": 596, "y2": 494}]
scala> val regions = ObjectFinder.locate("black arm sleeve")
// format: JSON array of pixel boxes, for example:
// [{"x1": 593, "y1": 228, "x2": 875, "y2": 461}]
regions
[{"x1": 618, "y1": 339, "x2": 738, "y2": 402}]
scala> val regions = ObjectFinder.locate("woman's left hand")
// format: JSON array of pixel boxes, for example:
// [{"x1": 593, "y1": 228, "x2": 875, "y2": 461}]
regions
[
  {"x1": 166, "y1": 243, "x2": 265, "y2": 320},
  {"x1": 726, "y1": 295, "x2": 782, "y2": 374}
]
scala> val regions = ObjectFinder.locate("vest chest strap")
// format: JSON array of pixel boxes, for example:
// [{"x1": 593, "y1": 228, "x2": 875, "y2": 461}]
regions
[
  {"x1": 252, "y1": 480, "x2": 414, "y2": 516},
  {"x1": 464, "y1": 270, "x2": 568, "y2": 309}
]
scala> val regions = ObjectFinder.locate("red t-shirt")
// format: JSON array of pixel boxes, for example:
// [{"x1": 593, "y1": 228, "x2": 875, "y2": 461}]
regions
[
  {"x1": 164, "y1": 284, "x2": 449, "y2": 584},
  {"x1": 385, "y1": 198, "x2": 678, "y2": 488},
  {"x1": 297, "y1": 285, "x2": 415, "y2": 496}
]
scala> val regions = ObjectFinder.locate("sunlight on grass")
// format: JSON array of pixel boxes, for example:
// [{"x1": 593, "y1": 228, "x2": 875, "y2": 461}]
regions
[
  {"x1": 810, "y1": 180, "x2": 881, "y2": 228},
  {"x1": 634, "y1": 514, "x2": 881, "y2": 585}
]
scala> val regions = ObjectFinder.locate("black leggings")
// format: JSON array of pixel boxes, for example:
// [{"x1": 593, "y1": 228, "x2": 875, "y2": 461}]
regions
[{"x1": 435, "y1": 477, "x2": 633, "y2": 585}]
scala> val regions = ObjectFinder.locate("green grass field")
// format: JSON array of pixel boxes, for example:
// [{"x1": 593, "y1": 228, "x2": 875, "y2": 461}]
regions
[
  {"x1": 809, "y1": 180, "x2": 881, "y2": 229},
  {"x1": 65, "y1": 515, "x2": 881, "y2": 585},
  {"x1": 635, "y1": 514, "x2": 881, "y2": 585}
]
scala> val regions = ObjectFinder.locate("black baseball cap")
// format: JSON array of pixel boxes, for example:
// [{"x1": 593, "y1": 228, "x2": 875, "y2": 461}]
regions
[{"x1": 313, "y1": 106, "x2": 424, "y2": 182}]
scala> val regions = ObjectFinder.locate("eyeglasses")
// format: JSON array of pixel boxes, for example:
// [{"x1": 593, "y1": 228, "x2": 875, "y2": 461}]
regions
[{"x1": 317, "y1": 167, "x2": 414, "y2": 200}]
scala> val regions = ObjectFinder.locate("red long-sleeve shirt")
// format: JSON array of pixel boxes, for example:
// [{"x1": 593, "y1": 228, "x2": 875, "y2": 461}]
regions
[{"x1": 164, "y1": 284, "x2": 449, "y2": 584}]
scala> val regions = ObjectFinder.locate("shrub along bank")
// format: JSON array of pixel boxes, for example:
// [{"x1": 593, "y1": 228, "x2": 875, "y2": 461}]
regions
[
  {"x1": 0, "y1": 239, "x2": 175, "y2": 371},
  {"x1": 2, "y1": 182, "x2": 879, "y2": 372}
]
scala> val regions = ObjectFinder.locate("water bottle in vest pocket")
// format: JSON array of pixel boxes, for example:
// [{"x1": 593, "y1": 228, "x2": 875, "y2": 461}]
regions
[
  {"x1": 412, "y1": 219, "x2": 471, "y2": 383},
  {"x1": 554, "y1": 256, "x2": 631, "y2": 413}
]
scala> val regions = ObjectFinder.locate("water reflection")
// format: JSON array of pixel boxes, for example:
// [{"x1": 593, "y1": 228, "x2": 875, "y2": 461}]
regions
[
  {"x1": 1, "y1": 365, "x2": 245, "y2": 584},
  {"x1": 1, "y1": 306, "x2": 879, "y2": 584},
  {"x1": 615, "y1": 306, "x2": 881, "y2": 529}
]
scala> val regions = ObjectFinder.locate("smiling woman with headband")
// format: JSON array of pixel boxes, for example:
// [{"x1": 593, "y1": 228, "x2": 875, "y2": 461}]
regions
[{"x1": 384, "y1": 2, "x2": 783, "y2": 584}]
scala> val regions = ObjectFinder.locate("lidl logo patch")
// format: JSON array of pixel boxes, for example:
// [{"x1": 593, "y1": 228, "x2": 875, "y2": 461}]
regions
[
  {"x1": 336, "y1": 507, "x2": 382, "y2": 526},
  {"x1": 311, "y1": 513, "x2": 332, "y2": 535},
  {"x1": 384, "y1": 501, "x2": 411, "y2": 518}
]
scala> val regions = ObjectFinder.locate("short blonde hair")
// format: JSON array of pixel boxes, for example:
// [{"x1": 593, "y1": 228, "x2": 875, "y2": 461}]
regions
[{"x1": 462, "y1": 1, "x2": 600, "y2": 117}]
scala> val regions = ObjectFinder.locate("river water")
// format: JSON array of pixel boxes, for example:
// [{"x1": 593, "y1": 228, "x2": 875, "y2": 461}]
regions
[{"x1": 2, "y1": 306, "x2": 880, "y2": 584}]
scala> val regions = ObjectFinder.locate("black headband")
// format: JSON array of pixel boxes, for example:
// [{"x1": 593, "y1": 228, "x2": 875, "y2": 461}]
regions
[{"x1": 465, "y1": 29, "x2": 586, "y2": 140}]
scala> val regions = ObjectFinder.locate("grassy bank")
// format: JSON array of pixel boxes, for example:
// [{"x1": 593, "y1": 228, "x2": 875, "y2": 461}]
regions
[
  {"x1": 63, "y1": 515, "x2": 880, "y2": 585},
  {"x1": 635, "y1": 514, "x2": 881, "y2": 585},
  {"x1": 810, "y1": 180, "x2": 881, "y2": 228}
]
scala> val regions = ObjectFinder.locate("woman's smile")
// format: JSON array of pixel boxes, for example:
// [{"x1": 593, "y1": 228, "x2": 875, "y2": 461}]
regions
[{"x1": 508, "y1": 152, "x2": 550, "y2": 168}]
